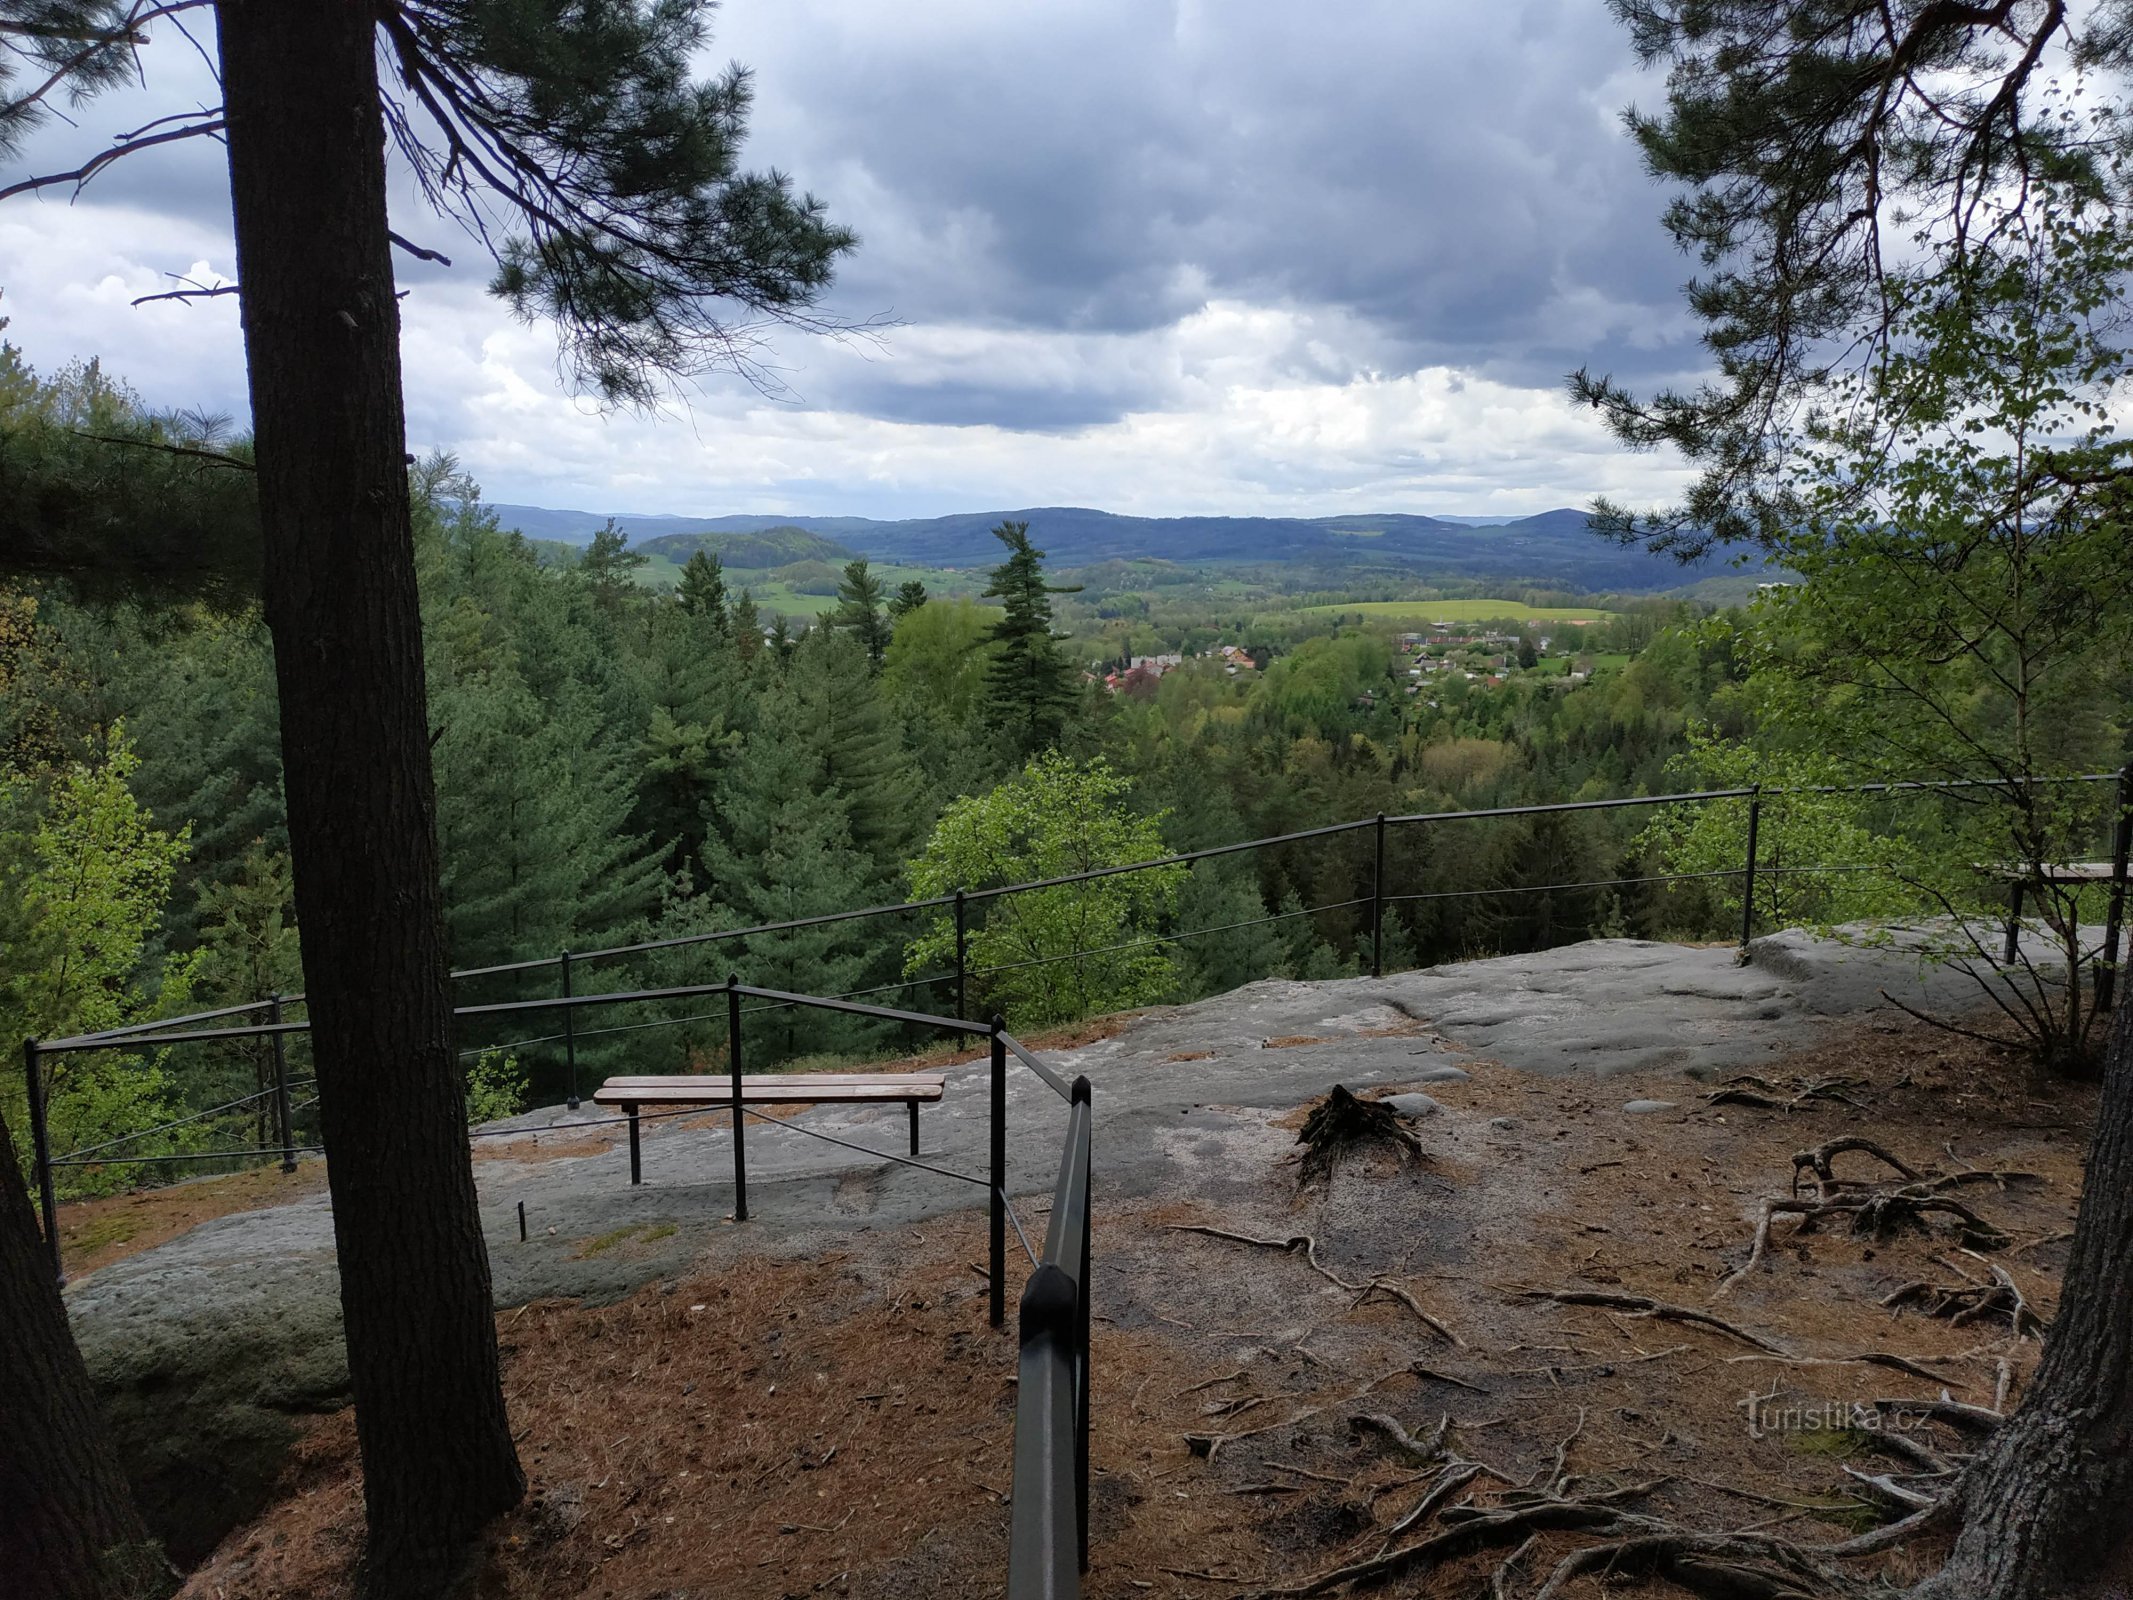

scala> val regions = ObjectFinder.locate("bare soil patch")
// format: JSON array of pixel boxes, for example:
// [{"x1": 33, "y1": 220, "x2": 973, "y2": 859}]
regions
[{"x1": 175, "y1": 1012, "x2": 2096, "y2": 1598}]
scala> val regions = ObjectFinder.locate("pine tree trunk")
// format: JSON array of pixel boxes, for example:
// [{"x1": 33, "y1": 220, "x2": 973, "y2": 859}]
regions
[
  {"x1": 214, "y1": 3, "x2": 524, "y2": 1592},
  {"x1": 0, "y1": 1105, "x2": 169, "y2": 1600},
  {"x1": 1915, "y1": 997, "x2": 2133, "y2": 1597}
]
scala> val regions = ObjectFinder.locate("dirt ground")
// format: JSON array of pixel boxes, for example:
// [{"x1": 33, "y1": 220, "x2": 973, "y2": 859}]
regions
[
  {"x1": 172, "y1": 1011, "x2": 2096, "y2": 1600},
  {"x1": 57, "y1": 1162, "x2": 331, "y2": 1277}
]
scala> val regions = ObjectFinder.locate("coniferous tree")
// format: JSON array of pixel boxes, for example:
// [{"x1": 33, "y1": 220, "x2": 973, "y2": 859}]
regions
[
  {"x1": 702, "y1": 674, "x2": 880, "y2": 1059},
  {"x1": 579, "y1": 519, "x2": 647, "y2": 611},
  {"x1": 832, "y1": 557, "x2": 892, "y2": 666},
  {"x1": 888, "y1": 579, "x2": 929, "y2": 619},
  {"x1": 1, "y1": 7, "x2": 855, "y2": 1581},
  {"x1": 981, "y1": 521, "x2": 1081, "y2": 757},
  {"x1": 433, "y1": 674, "x2": 664, "y2": 969},
  {"x1": 629, "y1": 605, "x2": 745, "y2": 877},
  {"x1": 780, "y1": 629, "x2": 925, "y2": 873},
  {"x1": 0, "y1": 1096, "x2": 169, "y2": 1600},
  {"x1": 731, "y1": 590, "x2": 764, "y2": 662},
  {"x1": 676, "y1": 548, "x2": 728, "y2": 629}
]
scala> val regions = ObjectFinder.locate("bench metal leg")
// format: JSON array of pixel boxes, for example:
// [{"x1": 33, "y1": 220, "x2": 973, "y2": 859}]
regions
[
  {"x1": 627, "y1": 1105, "x2": 641, "y2": 1186},
  {"x1": 908, "y1": 1098, "x2": 920, "y2": 1156}
]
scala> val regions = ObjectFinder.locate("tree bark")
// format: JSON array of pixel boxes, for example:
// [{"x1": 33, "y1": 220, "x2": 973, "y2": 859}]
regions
[
  {"x1": 1916, "y1": 997, "x2": 2133, "y2": 1598},
  {"x1": 214, "y1": 4, "x2": 524, "y2": 1593},
  {"x1": 0, "y1": 1104, "x2": 169, "y2": 1600}
]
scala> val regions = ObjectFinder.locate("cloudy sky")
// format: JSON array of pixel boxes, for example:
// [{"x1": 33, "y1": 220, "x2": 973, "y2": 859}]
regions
[{"x1": 0, "y1": 2, "x2": 1706, "y2": 520}]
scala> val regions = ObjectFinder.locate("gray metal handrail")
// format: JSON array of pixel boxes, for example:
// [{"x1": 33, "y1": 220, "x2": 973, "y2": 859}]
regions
[{"x1": 1009, "y1": 1078, "x2": 1093, "y2": 1599}]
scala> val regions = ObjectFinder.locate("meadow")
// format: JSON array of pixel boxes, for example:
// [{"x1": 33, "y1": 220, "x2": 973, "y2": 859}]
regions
[{"x1": 1297, "y1": 597, "x2": 1616, "y2": 624}]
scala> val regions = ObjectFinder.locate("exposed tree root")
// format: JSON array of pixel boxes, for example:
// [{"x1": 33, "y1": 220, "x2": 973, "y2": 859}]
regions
[
  {"x1": 1234, "y1": 1492, "x2": 1643, "y2": 1600},
  {"x1": 1717, "y1": 1187, "x2": 2010, "y2": 1296},
  {"x1": 1790, "y1": 1136, "x2": 1921, "y2": 1197},
  {"x1": 1706, "y1": 1073, "x2": 1872, "y2": 1113},
  {"x1": 1529, "y1": 1528, "x2": 1854, "y2": 1600},
  {"x1": 1185, "y1": 1364, "x2": 1424, "y2": 1460},
  {"x1": 1350, "y1": 1411, "x2": 1447, "y2": 1463},
  {"x1": 1384, "y1": 1461, "x2": 1484, "y2": 1540},
  {"x1": 1721, "y1": 1350, "x2": 1971, "y2": 1385},
  {"x1": 1167, "y1": 1224, "x2": 1464, "y2": 1344},
  {"x1": 1515, "y1": 1287, "x2": 1790, "y2": 1353},
  {"x1": 1297, "y1": 1084, "x2": 1422, "y2": 1186},
  {"x1": 1868, "y1": 1395, "x2": 2003, "y2": 1436},
  {"x1": 1880, "y1": 1260, "x2": 2047, "y2": 1338}
]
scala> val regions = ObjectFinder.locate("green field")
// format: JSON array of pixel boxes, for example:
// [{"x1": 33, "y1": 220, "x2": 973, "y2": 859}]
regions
[{"x1": 1298, "y1": 599, "x2": 1616, "y2": 624}]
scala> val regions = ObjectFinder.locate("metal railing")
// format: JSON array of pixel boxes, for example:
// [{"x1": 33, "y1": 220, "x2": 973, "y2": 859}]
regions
[
  {"x1": 25, "y1": 967, "x2": 1097, "y2": 1595},
  {"x1": 28, "y1": 769, "x2": 2133, "y2": 1195},
  {"x1": 1009, "y1": 1071, "x2": 1092, "y2": 1598},
  {"x1": 18, "y1": 767, "x2": 2133, "y2": 1599}
]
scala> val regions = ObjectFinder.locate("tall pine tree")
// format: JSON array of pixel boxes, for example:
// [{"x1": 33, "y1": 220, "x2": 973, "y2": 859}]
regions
[
  {"x1": 676, "y1": 548, "x2": 729, "y2": 630},
  {"x1": 831, "y1": 557, "x2": 892, "y2": 667},
  {"x1": 981, "y1": 521, "x2": 1080, "y2": 758}
]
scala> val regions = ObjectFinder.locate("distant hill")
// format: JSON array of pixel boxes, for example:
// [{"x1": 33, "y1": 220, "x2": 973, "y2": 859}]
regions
[
  {"x1": 487, "y1": 503, "x2": 1721, "y2": 591},
  {"x1": 633, "y1": 525, "x2": 857, "y2": 570}
]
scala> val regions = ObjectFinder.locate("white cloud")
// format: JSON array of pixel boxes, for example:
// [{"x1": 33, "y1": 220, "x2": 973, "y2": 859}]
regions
[{"x1": 0, "y1": 2, "x2": 1704, "y2": 522}]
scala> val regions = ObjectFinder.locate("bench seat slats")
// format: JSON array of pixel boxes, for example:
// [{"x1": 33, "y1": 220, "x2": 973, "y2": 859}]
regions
[
  {"x1": 593, "y1": 1075, "x2": 944, "y2": 1107},
  {"x1": 599, "y1": 1072, "x2": 945, "y2": 1089}
]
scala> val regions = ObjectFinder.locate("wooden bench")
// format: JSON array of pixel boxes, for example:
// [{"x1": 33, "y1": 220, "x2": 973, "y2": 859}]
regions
[{"x1": 594, "y1": 1073, "x2": 949, "y2": 1186}]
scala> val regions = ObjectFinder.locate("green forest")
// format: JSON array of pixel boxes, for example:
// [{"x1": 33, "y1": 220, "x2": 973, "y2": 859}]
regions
[
  {"x1": 1, "y1": 359, "x2": 1792, "y2": 1190},
  {"x1": 10, "y1": 253, "x2": 2133, "y2": 1194}
]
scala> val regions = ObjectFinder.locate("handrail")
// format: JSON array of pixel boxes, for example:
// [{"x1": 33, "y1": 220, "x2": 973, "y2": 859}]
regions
[
  {"x1": 1003, "y1": 1035, "x2": 1073, "y2": 1101},
  {"x1": 1009, "y1": 1078, "x2": 1093, "y2": 1597}
]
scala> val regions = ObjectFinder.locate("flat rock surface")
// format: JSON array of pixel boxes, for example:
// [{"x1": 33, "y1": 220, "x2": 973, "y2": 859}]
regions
[{"x1": 62, "y1": 929, "x2": 2021, "y2": 1558}]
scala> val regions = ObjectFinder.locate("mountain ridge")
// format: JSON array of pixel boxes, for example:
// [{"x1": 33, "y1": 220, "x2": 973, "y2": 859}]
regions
[{"x1": 485, "y1": 502, "x2": 1711, "y2": 589}]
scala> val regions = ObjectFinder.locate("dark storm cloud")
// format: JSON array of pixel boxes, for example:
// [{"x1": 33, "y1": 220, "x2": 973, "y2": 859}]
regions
[
  {"x1": 722, "y1": 0, "x2": 1699, "y2": 395},
  {"x1": 0, "y1": 1, "x2": 1707, "y2": 442}
]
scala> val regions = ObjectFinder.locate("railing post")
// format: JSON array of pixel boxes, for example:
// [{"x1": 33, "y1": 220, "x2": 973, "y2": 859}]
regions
[
  {"x1": 1738, "y1": 787, "x2": 1762, "y2": 959},
  {"x1": 990, "y1": 1015, "x2": 1007, "y2": 1329},
  {"x1": 23, "y1": 1038, "x2": 61, "y2": 1283},
  {"x1": 561, "y1": 950, "x2": 580, "y2": 1110},
  {"x1": 728, "y1": 973, "x2": 748, "y2": 1222},
  {"x1": 269, "y1": 995, "x2": 295, "y2": 1173},
  {"x1": 2100, "y1": 764, "x2": 2132, "y2": 1011},
  {"x1": 1073, "y1": 1076, "x2": 1092, "y2": 1576},
  {"x1": 1371, "y1": 812, "x2": 1387, "y2": 979},
  {"x1": 955, "y1": 889, "x2": 969, "y2": 1020}
]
